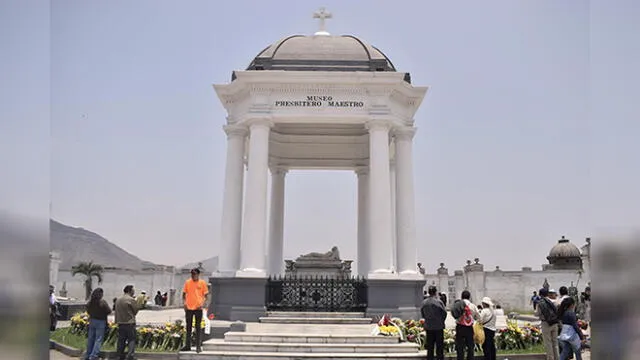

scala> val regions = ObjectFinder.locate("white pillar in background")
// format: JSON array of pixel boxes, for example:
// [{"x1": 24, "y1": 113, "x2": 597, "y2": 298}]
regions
[
  {"x1": 390, "y1": 160, "x2": 397, "y2": 273},
  {"x1": 237, "y1": 118, "x2": 272, "y2": 277},
  {"x1": 366, "y1": 119, "x2": 394, "y2": 276},
  {"x1": 395, "y1": 126, "x2": 418, "y2": 275},
  {"x1": 218, "y1": 124, "x2": 248, "y2": 275},
  {"x1": 268, "y1": 167, "x2": 287, "y2": 275},
  {"x1": 356, "y1": 168, "x2": 370, "y2": 276}
]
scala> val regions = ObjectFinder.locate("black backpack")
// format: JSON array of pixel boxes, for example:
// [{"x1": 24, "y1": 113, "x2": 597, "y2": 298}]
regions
[
  {"x1": 451, "y1": 299, "x2": 466, "y2": 319},
  {"x1": 539, "y1": 299, "x2": 559, "y2": 325}
]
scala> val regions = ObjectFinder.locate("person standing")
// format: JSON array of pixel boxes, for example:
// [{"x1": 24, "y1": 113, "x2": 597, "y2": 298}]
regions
[
  {"x1": 579, "y1": 286, "x2": 591, "y2": 326},
  {"x1": 421, "y1": 286, "x2": 447, "y2": 360},
  {"x1": 135, "y1": 291, "x2": 148, "y2": 310},
  {"x1": 115, "y1": 285, "x2": 139, "y2": 360},
  {"x1": 531, "y1": 291, "x2": 541, "y2": 311},
  {"x1": 453, "y1": 290, "x2": 480, "y2": 360},
  {"x1": 556, "y1": 286, "x2": 569, "y2": 307},
  {"x1": 479, "y1": 297, "x2": 497, "y2": 360},
  {"x1": 557, "y1": 297, "x2": 585, "y2": 360},
  {"x1": 85, "y1": 288, "x2": 111, "y2": 360},
  {"x1": 181, "y1": 268, "x2": 210, "y2": 353},
  {"x1": 49, "y1": 285, "x2": 60, "y2": 331},
  {"x1": 535, "y1": 288, "x2": 560, "y2": 360},
  {"x1": 439, "y1": 292, "x2": 448, "y2": 308}
]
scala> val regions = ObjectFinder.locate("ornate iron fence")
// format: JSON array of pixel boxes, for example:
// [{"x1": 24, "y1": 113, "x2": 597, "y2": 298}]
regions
[{"x1": 265, "y1": 275, "x2": 368, "y2": 312}]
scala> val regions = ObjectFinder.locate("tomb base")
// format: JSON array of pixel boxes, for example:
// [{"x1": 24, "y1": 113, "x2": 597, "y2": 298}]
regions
[
  {"x1": 365, "y1": 278, "x2": 424, "y2": 320},
  {"x1": 208, "y1": 276, "x2": 267, "y2": 322}
]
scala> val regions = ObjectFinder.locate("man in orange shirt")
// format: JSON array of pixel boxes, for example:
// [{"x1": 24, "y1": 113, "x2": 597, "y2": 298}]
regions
[{"x1": 180, "y1": 268, "x2": 210, "y2": 353}]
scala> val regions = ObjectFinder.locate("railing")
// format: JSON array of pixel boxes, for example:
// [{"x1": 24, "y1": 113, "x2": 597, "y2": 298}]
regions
[{"x1": 265, "y1": 275, "x2": 368, "y2": 312}]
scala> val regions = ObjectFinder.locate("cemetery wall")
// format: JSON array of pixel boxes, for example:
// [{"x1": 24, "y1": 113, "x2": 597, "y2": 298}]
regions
[
  {"x1": 424, "y1": 267, "x2": 589, "y2": 312},
  {"x1": 55, "y1": 267, "x2": 195, "y2": 303}
]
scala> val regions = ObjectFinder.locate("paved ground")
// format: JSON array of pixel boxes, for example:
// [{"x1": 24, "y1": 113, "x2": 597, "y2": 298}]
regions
[
  {"x1": 50, "y1": 350, "x2": 73, "y2": 360},
  {"x1": 50, "y1": 349, "x2": 592, "y2": 359}
]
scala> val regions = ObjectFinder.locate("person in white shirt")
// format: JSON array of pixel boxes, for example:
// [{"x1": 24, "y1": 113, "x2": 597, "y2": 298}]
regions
[
  {"x1": 479, "y1": 297, "x2": 497, "y2": 360},
  {"x1": 555, "y1": 286, "x2": 569, "y2": 307},
  {"x1": 49, "y1": 285, "x2": 58, "y2": 331},
  {"x1": 49, "y1": 285, "x2": 56, "y2": 305}
]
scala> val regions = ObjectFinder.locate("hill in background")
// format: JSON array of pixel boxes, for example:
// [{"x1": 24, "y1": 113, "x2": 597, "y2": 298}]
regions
[
  {"x1": 50, "y1": 219, "x2": 154, "y2": 270},
  {"x1": 50, "y1": 219, "x2": 218, "y2": 272}
]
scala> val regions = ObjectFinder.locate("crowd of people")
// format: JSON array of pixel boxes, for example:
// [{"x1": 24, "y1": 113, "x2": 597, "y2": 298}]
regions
[
  {"x1": 421, "y1": 286, "x2": 498, "y2": 360},
  {"x1": 536, "y1": 286, "x2": 591, "y2": 360},
  {"x1": 420, "y1": 284, "x2": 591, "y2": 360},
  {"x1": 50, "y1": 267, "x2": 209, "y2": 360}
]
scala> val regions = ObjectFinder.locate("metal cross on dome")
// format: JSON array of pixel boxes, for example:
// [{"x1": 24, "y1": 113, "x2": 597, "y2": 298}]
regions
[{"x1": 313, "y1": 7, "x2": 332, "y2": 36}]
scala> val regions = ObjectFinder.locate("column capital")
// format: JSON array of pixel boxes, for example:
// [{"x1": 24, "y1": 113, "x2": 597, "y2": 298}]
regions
[
  {"x1": 246, "y1": 117, "x2": 274, "y2": 129},
  {"x1": 393, "y1": 126, "x2": 417, "y2": 140},
  {"x1": 355, "y1": 167, "x2": 369, "y2": 176},
  {"x1": 270, "y1": 166, "x2": 288, "y2": 176},
  {"x1": 365, "y1": 119, "x2": 392, "y2": 132},
  {"x1": 223, "y1": 124, "x2": 248, "y2": 138}
]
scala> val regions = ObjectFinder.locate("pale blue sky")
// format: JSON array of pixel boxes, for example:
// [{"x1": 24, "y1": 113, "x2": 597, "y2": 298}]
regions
[{"x1": 3, "y1": 1, "x2": 637, "y2": 271}]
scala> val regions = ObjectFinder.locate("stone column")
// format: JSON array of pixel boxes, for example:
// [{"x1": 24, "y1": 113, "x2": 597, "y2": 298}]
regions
[
  {"x1": 395, "y1": 127, "x2": 418, "y2": 275},
  {"x1": 390, "y1": 161, "x2": 397, "y2": 273},
  {"x1": 356, "y1": 168, "x2": 369, "y2": 276},
  {"x1": 218, "y1": 124, "x2": 248, "y2": 275},
  {"x1": 366, "y1": 119, "x2": 394, "y2": 276},
  {"x1": 238, "y1": 118, "x2": 272, "y2": 277},
  {"x1": 268, "y1": 167, "x2": 287, "y2": 275}
]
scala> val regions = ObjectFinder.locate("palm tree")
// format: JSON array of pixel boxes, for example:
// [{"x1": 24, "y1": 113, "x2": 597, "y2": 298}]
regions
[{"x1": 71, "y1": 261, "x2": 104, "y2": 300}]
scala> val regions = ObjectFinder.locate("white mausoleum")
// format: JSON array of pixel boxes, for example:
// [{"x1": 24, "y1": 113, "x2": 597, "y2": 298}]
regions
[{"x1": 213, "y1": 15, "x2": 427, "y2": 280}]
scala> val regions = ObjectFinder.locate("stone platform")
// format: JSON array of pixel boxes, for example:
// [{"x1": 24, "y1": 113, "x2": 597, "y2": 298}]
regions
[{"x1": 178, "y1": 311, "x2": 423, "y2": 360}]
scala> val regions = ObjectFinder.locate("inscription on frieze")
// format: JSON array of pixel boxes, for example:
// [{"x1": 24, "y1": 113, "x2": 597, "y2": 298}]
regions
[{"x1": 274, "y1": 95, "x2": 364, "y2": 108}]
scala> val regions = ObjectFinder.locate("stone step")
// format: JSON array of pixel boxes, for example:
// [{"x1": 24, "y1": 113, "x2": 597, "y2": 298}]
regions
[
  {"x1": 202, "y1": 340, "x2": 419, "y2": 354},
  {"x1": 259, "y1": 317, "x2": 373, "y2": 325},
  {"x1": 180, "y1": 350, "x2": 427, "y2": 360},
  {"x1": 245, "y1": 323, "x2": 375, "y2": 336},
  {"x1": 224, "y1": 332, "x2": 400, "y2": 344},
  {"x1": 267, "y1": 311, "x2": 366, "y2": 319}
]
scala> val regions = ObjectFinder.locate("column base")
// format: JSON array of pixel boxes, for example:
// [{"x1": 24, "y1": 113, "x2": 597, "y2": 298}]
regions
[
  {"x1": 398, "y1": 270, "x2": 424, "y2": 280},
  {"x1": 208, "y1": 277, "x2": 267, "y2": 322},
  {"x1": 211, "y1": 270, "x2": 238, "y2": 278},
  {"x1": 367, "y1": 271, "x2": 397, "y2": 280},
  {"x1": 365, "y1": 278, "x2": 424, "y2": 320},
  {"x1": 235, "y1": 269, "x2": 268, "y2": 278}
]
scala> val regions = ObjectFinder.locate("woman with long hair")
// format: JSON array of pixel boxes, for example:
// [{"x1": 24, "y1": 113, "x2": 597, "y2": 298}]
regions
[
  {"x1": 85, "y1": 288, "x2": 112, "y2": 360},
  {"x1": 557, "y1": 297, "x2": 585, "y2": 360}
]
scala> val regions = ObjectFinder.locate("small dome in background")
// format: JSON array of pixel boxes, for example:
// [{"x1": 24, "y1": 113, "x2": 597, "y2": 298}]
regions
[
  {"x1": 548, "y1": 236, "x2": 582, "y2": 259},
  {"x1": 546, "y1": 236, "x2": 583, "y2": 271}
]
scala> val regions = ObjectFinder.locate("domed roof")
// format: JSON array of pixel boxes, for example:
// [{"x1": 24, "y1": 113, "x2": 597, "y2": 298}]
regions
[
  {"x1": 235, "y1": 8, "x2": 411, "y2": 83},
  {"x1": 246, "y1": 34, "x2": 398, "y2": 74},
  {"x1": 548, "y1": 236, "x2": 582, "y2": 259}
]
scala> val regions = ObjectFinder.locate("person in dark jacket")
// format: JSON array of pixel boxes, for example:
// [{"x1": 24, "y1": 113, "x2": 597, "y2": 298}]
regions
[
  {"x1": 421, "y1": 285, "x2": 447, "y2": 360},
  {"x1": 557, "y1": 297, "x2": 585, "y2": 360},
  {"x1": 439, "y1": 292, "x2": 448, "y2": 308},
  {"x1": 85, "y1": 288, "x2": 112, "y2": 360}
]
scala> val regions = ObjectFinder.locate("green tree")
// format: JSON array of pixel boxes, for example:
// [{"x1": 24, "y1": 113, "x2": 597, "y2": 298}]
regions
[{"x1": 71, "y1": 261, "x2": 104, "y2": 300}]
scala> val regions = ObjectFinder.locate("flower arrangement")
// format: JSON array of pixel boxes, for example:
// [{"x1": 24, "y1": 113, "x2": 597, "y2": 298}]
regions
[
  {"x1": 494, "y1": 319, "x2": 543, "y2": 350},
  {"x1": 577, "y1": 319, "x2": 588, "y2": 330},
  {"x1": 69, "y1": 312, "x2": 206, "y2": 351},
  {"x1": 375, "y1": 314, "x2": 402, "y2": 337},
  {"x1": 374, "y1": 316, "x2": 543, "y2": 352}
]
